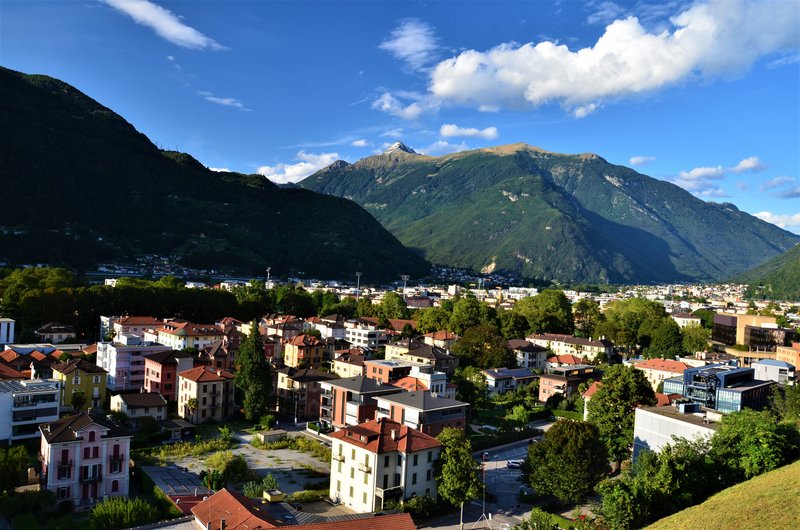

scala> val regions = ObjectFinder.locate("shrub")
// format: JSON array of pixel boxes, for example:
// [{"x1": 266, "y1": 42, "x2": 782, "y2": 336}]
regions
[
  {"x1": 242, "y1": 473, "x2": 280, "y2": 497},
  {"x1": 285, "y1": 489, "x2": 328, "y2": 504},
  {"x1": 260, "y1": 414, "x2": 277, "y2": 430},
  {"x1": 88, "y1": 497, "x2": 159, "y2": 530},
  {"x1": 205, "y1": 451, "x2": 249, "y2": 483},
  {"x1": 403, "y1": 495, "x2": 438, "y2": 523}
]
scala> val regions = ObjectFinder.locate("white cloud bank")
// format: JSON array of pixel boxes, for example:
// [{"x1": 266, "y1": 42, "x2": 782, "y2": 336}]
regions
[
  {"x1": 103, "y1": 0, "x2": 226, "y2": 50},
  {"x1": 753, "y1": 211, "x2": 800, "y2": 233},
  {"x1": 257, "y1": 151, "x2": 340, "y2": 184},
  {"x1": 198, "y1": 91, "x2": 249, "y2": 110},
  {"x1": 440, "y1": 123, "x2": 498, "y2": 140},
  {"x1": 629, "y1": 155, "x2": 656, "y2": 166},
  {"x1": 428, "y1": 0, "x2": 799, "y2": 117},
  {"x1": 379, "y1": 18, "x2": 440, "y2": 71},
  {"x1": 730, "y1": 156, "x2": 767, "y2": 173}
]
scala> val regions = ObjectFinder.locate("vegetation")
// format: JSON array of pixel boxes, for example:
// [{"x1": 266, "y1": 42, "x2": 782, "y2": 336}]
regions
[
  {"x1": 236, "y1": 323, "x2": 272, "y2": 422},
  {"x1": 243, "y1": 473, "x2": 279, "y2": 497},
  {"x1": 88, "y1": 497, "x2": 160, "y2": 530},
  {"x1": 451, "y1": 325, "x2": 515, "y2": 369},
  {"x1": 254, "y1": 435, "x2": 332, "y2": 463},
  {"x1": 205, "y1": 451, "x2": 249, "y2": 483},
  {"x1": 133, "y1": 436, "x2": 233, "y2": 465},
  {"x1": 436, "y1": 428, "x2": 482, "y2": 530},
  {"x1": 514, "y1": 290, "x2": 575, "y2": 335},
  {"x1": 514, "y1": 508, "x2": 560, "y2": 530},
  {"x1": 736, "y1": 243, "x2": 800, "y2": 301},
  {"x1": 0, "y1": 445, "x2": 31, "y2": 493}
]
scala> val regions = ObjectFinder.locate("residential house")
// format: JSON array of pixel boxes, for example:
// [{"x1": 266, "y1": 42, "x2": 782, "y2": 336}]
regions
[
  {"x1": 363, "y1": 359, "x2": 415, "y2": 384},
  {"x1": 51, "y1": 359, "x2": 108, "y2": 411},
  {"x1": 0, "y1": 379, "x2": 61, "y2": 444},
  {"x1": 319, "y1": 376, "x2": 402, "y2": 431},
  {"x1": 671, "y1": 312, "x2": 702, "y2": 329},
  {"x1": 391, "y1": 364, "x2": 454, "y2": 399},
  {"x1": 276, "y1": 367, "x2": 339, "y2": 420},
  {"x1": 632, "y1": 404, "x2": 720, "y2": 462},
  {"x1": 263, "y1": 315, "x2": 306, "y2": 340},
  {"x1": 332, "y1": 349, "x2": 367, "y2": 378},
  {"x1": 538, "y1": 365, "x2": 598, "y2": 402},
  {"x1": 177, "y1": 366, "x2": 235, "y2": 424},
  {"x1": 110, "y1": 392, "x2": 168, "y2": 422},
  {"x1": 344, "y1": 320, "x2": 389, "y2": 349},
  {"x1": 482, "y1": 367, "x2": 536, "y2": 396},
  {"x1": 283, "y1": 334, "x2": 325, "y2": 369},
  {"x1": 198, "y1": 341, "x2": 237, "y2": 371},
  {"x1": 310, "y1": 315, "x2": 347, "y2": 340},
  {"x1": 35, "y1": 323, "x2": 76, "y2": 344},
  {"x1": 384, "y1": 339, "x2": 459, "y2": 377},
  {"x1": 110, "y1": 316, "x2": 163, "y2": 339},
  {"x1": 422, "y1": 331, "x2": 459, "y2": 350},
  {"x1": 143, "y1": 350, "x2": 198, "y2": 402},
  {"x1": 508, "y1": 339, "x2": 549, "y2": 371},
  {"x1": 528, "y1": 333, "x2": 613, "y2": 362},
  {"x1": 145, "y1": 320, "x2": 224, "y2": 351},
  {"x1": 0, "y1": 364, "x2": 25, "y2": 381},
  {"x1": 329, "y1": 418, "x2": 441, "y2": 513},
  {"x1": 39, "y1": 412, "x2": 131, "y2": 510},
  {"x1": 631, "y1": 358, "x2": 690, "y2": 392},
  {"x1": 96, "y1": 334, "x2": 170, "y2": 392},
  {"x1": 546, "y1": 354, "x2": 585, "y2": 368},
  {"x1": 374, "y1": 391, "x2": 468, "y2": 436}
]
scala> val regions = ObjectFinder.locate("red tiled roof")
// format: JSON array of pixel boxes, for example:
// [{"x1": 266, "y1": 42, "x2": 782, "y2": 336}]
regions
[
  {"x1": 116, "y1": 316, "x2": 162, "y2": 326},
  {"x1": 330, "y1": 418, "x2": 441, "y2": 454},
  {"x1": 582, "y1": 381, "x2": 602, "y2": 398},
  {"x1": 0, "y1": 364, "x2": 26, "y2": 380},
  {"x1": 655, "y1": 393, "x2": 683, "y2": 406},
  {"x1": 190, "y1": 488, "x2": 278, "y2": 529},
  {"x1": 424, "y1": 331, "x2": 459, "y2": 341},
  {"x1": 634, "y1": 359, "x2": 689, "y2": 373},
  {"x1": 292, "y1": 514, "x2": 417, "y2": 530},
  {"x1": 552, "y1": 354, "x2": 584, "y2": 365},
  {"x1": 178, "y1": 366, "x2": 234, "y2": 382},
  {"x1": 392, "y1": 376, "x2": 429, "y2": 392},
  {"x1": 0, "y1": 350, "x2": 20, "y2": 363},
  {"x1": 29, "y1": 351, "x2": 48, "y2": 361},
  {"x1": 287, "y1": 334, "x2": 322, "y2": 347}
]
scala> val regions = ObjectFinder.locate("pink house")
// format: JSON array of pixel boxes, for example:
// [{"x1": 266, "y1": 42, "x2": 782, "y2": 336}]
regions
[
  {"x1": 143, "y1": 350, "x2": 199, "y2": 402},
  {"x1": 39, "y1": 412, "x2": 132, "y2": 510}
]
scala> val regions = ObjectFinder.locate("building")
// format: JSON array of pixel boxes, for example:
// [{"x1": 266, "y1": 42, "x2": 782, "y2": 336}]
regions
[
  {"x1": 0, "y1": 318, "x2": 15, "y2": 347},
  {"x1": 546, "y1": 354, "x2": 586, "y2": 368},
  {"x1": 110, "y1": 392, "x2": 168, "y2": 423},
  {"x1": 110, "y1": 316, "x2": 163, "y2": 339},
  {"x1": 384, "y1": 339, "x2": 459, "y2": 377},
  {"x1": 374, "y1": 391, "x2": 468, "y2": 436},
  {"x1": 776, "y1": 342, "x2": 800, "y2": 368},
  {"x1": 0, "y1": 379, "x2": 61, "y2": 444},
  {"x1": 96, "y1": 334, "x2": 171, "y2": 392},
  {"x1": 632, "y1": 404, "x2": 720, "y2": 462},
  {"x1": 35, "y1": 322, "x2": 76, "y2": 344},
  {"x1": 422, "y1": 331, "x2": 459, "y2": 350},
  {"x1": 662, "y1": 364, "x2": 773, "y2": 413},
  {"x1": 482, "y1": 367, "x2": 536, "y2": 396},
  {"x1": 344, "y1": 320, "x2": 389, "y2": 349},
  {"x1": 391, "y1": 364, "x2": 453, "y2": 399},
  {"x1": 145, "y1": 320, "x2": 224, "y2": 351},
  {"x1": 751, "y1": 359, "x2": 796, "y2": 385},
  {"x1": 276, "y1": 367, "x2": 338, "y2": 420},
  {"x1": 329, "y1": 418, "x2": 441, "y2": 513},
  {"x1": 39, "y1": 412, "x2": 131, "y2": 510},
  {"x1": 508, "y1": 339, "x2": 549, "y2": 370},
  {"x1": 198, "y1": 341, "x2": 237, "y2": 371},
  {"x1": 177, "y1": 366, "x2": 235, "y2": 424},
  {"x1": 332, "y1": 350, "x2": 367, "y2": 378},
  {"x1": 364, "y1": 359, "x2": 415, "y2": 384},
  {"x1": 712, "y1": 313, "x2": 793, "y2": 351},
  {"x1": 671, "y1": 312, "x2": 702, "y2": 329},
  {"x1": 310, "y1": 315, "x2": 347, "y2": 340},
  {"x1": 143, "y1": 350, "x2": 198, "y2": 402},
  {"x1": 527, "y1": 333, "x2": 613, "y2": 362},
  {"x1": 631, "y1": 358, "x2": 690, "y2": 391},
  {"x1": 51, "y1": 359, "x2": 108, "y2": 411},
  {"x1": 538, "y1": 365, "x2": 599, "y2": 402},
  {"x1": 319, "y1": 376, "x2": 402, "y2": 431},
  {"x1": 283, "y1": 334, "x2": 326, "y2": 369}
]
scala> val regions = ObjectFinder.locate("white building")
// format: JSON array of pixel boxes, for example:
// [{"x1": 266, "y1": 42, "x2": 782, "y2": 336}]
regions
[
  {"x1": 345, "y1": 320, "x2": 389, "y2": 349},
  {"x1": 508, "y1": 339, "x2": 549, "y2": 370},
  {"x1": 110, "y1": 392, "x2": 168, "y2": 422},
  {"x1": 632, "y1": 404, "x2": 720, "y2": 462},
  {"x1": 143, "y1": 320, "x2": 223, "y2": 351},
  {"x1": 752, "y1": 359, "x2": 796, "y2": 385},
  {"x1": 96, "y1": 335, "x2": 170, "y2": 392},
  {"x1": 528, "y1": 333, "x2": 614, "y2": 362},
  {"x1": 0, "y1": 379, "x2": 61, "y2": 444},
  {"x1": 329, "y1": 418, "x2": 441, "y2": 513},
  {"x1": 0, "y1": 318, "x2": 15, "y2": 347}
]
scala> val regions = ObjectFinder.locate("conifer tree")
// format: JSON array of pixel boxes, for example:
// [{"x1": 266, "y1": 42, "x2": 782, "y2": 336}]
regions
[{"x1": 235, "y1": 321, "x2": 272, "y2": 422}]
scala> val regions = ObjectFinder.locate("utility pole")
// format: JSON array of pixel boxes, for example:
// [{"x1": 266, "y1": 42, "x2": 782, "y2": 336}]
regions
[
  {"x1": 401, "y1": 274, "x2": 410, "y2": 301},
  {"x1": 355, "y1": 272, "x2": 362, "y2": 301},
  {"x1": 265, "y1": 267, "x2": 271, "y2": 289}
]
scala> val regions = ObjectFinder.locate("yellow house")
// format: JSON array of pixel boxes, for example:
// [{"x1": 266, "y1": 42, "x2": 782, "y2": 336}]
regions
[
  {"x1": 283, "y1": 334, "x2": 325, "y2": 369},
  {"x1": 51, "y1": 358, "x2": 108, "y2": 411}
]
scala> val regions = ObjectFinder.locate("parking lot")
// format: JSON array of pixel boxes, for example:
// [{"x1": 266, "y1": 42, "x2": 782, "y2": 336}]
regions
[{"x1": 480, "y1": 444, "x2": 530, "y2": 505}]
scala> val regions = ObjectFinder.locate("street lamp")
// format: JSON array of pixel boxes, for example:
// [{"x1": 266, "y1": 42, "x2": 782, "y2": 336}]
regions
[
  {"x1": 401, "y1": 275, "x2": 409, "y2": 301},
  {"x1": 266, "y1": 267, "x2": 271, "y2": 289},
  {"x1": 355, "y1": 272, "x2": 362, "y2": 301}
]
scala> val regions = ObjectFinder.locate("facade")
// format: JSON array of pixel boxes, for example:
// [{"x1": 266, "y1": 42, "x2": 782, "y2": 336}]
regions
[
  {"x1": 422, "y1": 331, "x2": 459, "y2": 350},
  {"x1": 177, "y1": 366, "x2": 235, "y2": 424},
  {"x1": 662, "y1": 364, "x2": 773, "y2": 413},
  {"x1": 776, "y1": 342, "x2": 800, "y2": 368},
  {"x1": 751, "y1": 359, "x2": 796, "y2": 385},
  {"x1": 482, "y1": 367, "x2": 536, "y2": 396},
  {"x1": 671, "y1": 312, "x2": 702, "y2": 328},
  {"x1": 310, "y1": 315, "x2": 347, "y2": 340},
  {"x1": 508, "y1": 339, "x2": 549, "y2": 370},
  {"x1": 712, "y1": 313, "x2": 793, "y2": 351},
  {"x1": 0, "y1": 379, "x2": 61, "y2": 443},
  {"x1": 374, "y1": 391, "x2": 468, "y2": 437},
  {"x1": 0, "y1": 318, "x2": 15, "y2": 347},
  {"x1": 345, "y1": 320, "x2": 390, "y2": 349},
  {"x1": 319, "y1": 376, "x2": 401, "y2": 431},
  {"x1": 143, "y1": 350, "x2": 198, "y2": 402},
  {"x1": 145, "y1": 320, "x2": 224, "y2": 351},
  {"x1": 110, "y1": 392, "x2": 168, "y2": 422},
  {"x1": 329, "y1": 418, "x2": 441, "y2": 513},
  {"x1": 283, "y1": 334, "x2": 325, "y2": 369},
  {"x1": 96, "y1": 334, "x2": 171, "y2": 392},
  {"x1": 631, "y1": 358, "x2": 690, "y2": 391},
  {"x1": 384, "y1": 339, "x2": 459, "y2": 377},
  {"x1": 276, "y1": 367, "x2": 338, "y2": 420},
  {"x1": 632, "y1": 404, "x2": 719, "y2": 462},
  {"x1": 538, "y1": 365, "x2": 598, "y2": 402},
  {"x1": 332, "y1": 350, "x2": 367, "y2": 378},
  {"x1": 364, "y1": 359, "x2": 415, "y2": 384},
  {"x1": 51, "y1": 359, "x2": 108, "y2": 411},
  {"x1": 39, "y1": 412, "x2": 131, "y2": 510},
  {"x1": 35, "y1": 322, "x2": 76, "y2": 344},
  {"x1": 527, "y1": 333, "x2": 613, "y2": 362},
  {"x1": 110, "y1": 316, "x2": 163, "y2": 339}
]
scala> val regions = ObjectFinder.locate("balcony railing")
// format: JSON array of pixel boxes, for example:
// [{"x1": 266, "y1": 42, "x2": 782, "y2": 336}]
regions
[
  {"x1": 109, "y1": 454, "x2": 125, "y2": 463},
  {"x1": 58, "y1": 460, "x2": 72, "y2": 468},
  {"x1": 331, "y1": 453, "x2": 344, "y2": 462},
  {"x1": 80, "y1": 473, "x2": 102, "y2": 484},
  {"x1": 376, "y1": 484, "x2": 403, "y2": 497},
  {"x1": 358, "y1": 463, "x2": 372, "y2": 473}
]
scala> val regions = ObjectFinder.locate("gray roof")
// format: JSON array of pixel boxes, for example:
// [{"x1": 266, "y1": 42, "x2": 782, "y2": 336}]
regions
[
  {"x1": 40, "y1": 412, "x2": 131, "y2": 443},
  {"x1": 118, "y1": 392, "x2": 168, "y2": 408},
  {"x1": 376, "y1": 390, "x2": 467, "y2": 411},
  {"x1": 323, "y1": 376, "x2": 399, "y2": 394}
]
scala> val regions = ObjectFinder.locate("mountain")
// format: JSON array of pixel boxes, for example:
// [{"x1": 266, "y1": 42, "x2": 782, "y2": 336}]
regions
[
  {"x1": 734, "y1": 243, "x2": 800, "y2": 300},
  {"x1": 300, "y1": 143, "x2": 799, "y2": 284},
  {"x1": 0, "y1": 67, "x2": 429, "y2": 280}
]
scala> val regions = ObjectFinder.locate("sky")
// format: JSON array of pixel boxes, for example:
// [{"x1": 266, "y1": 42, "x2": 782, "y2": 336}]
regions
[{"x1": 2, "y1": 0, "x2": 799, "y2": 232}]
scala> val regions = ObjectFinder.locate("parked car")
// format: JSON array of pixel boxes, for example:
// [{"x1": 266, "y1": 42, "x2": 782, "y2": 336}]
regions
[{"x1": 506, "y1": 460, "x2": 523, "y2": 468}]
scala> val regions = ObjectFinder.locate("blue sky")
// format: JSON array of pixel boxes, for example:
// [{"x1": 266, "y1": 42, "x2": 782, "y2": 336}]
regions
[{"x1": 2, "y1": 0, "x2": 799, "y2": 232}]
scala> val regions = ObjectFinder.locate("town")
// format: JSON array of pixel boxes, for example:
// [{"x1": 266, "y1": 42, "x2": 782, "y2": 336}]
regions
[{"x1": 0, "y1": 267, "x2": 797, "y2": 530}]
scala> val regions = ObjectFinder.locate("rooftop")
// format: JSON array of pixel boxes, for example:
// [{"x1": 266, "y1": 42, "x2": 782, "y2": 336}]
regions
[
  {"x1": 117, "y1": 392, "x2": 168, "y2": 408},
  {"x1": 376, "y1": 390, "x2": 467, "y2": 411},
  {"x1": 40, "y1": 411, "x2": 132, "y2": 443},
  {"x1": 331, "y1": 417, "x2": 441, "y2": 454},
  {"x1": 321, "y1": 376, "x2": 399, "y2": 394}
]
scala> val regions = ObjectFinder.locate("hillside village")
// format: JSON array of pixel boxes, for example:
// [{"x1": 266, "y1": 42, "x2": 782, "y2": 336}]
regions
[{"x1": 0, "y1": 270, "x2": 798, "y2": 530}]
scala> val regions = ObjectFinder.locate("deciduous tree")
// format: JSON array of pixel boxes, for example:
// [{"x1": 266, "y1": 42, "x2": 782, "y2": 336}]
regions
[
  {"x1": 514, "y1": 290, "x2": 574, "y2": 335},
  {"x1": 682, "y1": 323, "x2": 710, "y2": 354},
  {"x1": 436, "y1": 428, "x2": 482, "y2": 530},
  {"x1": 451, "y1": 325, "x2": 515, "y2": 369},
  {"x1": 644, "y1": 319, "x2": 683, "y2": 359}
]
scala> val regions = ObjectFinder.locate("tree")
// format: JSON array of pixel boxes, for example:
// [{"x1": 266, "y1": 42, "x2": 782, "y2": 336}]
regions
[
  {"x1": 573, "y1": 298, "x2": 603, "y2": 338},
  {"x1": 596, "y1": 298, "x2": 667, "y2": 349},
  {"x1": 380, "y1": 291, "x2": 410, "y2": 320},
  {"x1": 770, "y1": 383, "x2": 800, "y2": 424},
  {"x1": 451, "y1": 325, "x2": 515, "y2": 369},
  {"x1": 451, "y1": 366, "x2": 488, "y2": 409},
  {"x1": 514, "y1": 508, "x2": 559, "y2": 530},
  {"x1": 415, "y1": 307, "x2": 451, "y2": 334},
  {"x1": 235, "y1": 321, "x2": 272, "y2": 422},
  {"x1": 682, "y1": 323, "x2": 710, "y2": 354},
  {"x1": 525, "y1": 419, "x2": 607, "y2": 504},
  {"x1": 498, "y1": 310, "x2": 529, "y2": 340},
  {"x1": 514, "y1": 290, "x2": 574, "y2": 335},
  {"x1": 436, "y1": 428, "x2": 482, "y2": 530},
  {"x1": 692, "y1": 308, "x2": 715, "y2": 329},
  {"x1": 449, "y1": 297, "x2": 486, "y2": 335},
  {"x1": 88, "y1": 497, "x2": 159, "y2": 530},
  {"x1": 187, "y1": 398, "x2": 198, "y2": 423},
  {"x1": 587, "y1": 365, "x2": 656, "y2": 467},
  {"x1": 644, "y1": 319, "x2": 683, "y2": 359},
  {"x1": 71, "y1": 389, "x2": 86, "y2": 412},
  {"x1": 0, "y1": 446, "x2": 30, "y2": 493}
]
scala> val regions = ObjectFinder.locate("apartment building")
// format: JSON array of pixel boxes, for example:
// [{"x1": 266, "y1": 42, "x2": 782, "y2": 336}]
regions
[
  {"x1": 0, "y1": 379, "x2": 61, "y2": 444},
  {"x1": 374, "y1": 391, "x2": 467, "y2": 436},
  {"x1": 276, "y1": 367, "x2": 338, "y2": 420},
  {"x1": 528, "y1": 333, "x2": 613, "y2": 362},
  {"x1": 96, "y1": 334, "x2": 170, "y2": 392},
  {"x1": 143, "y1": 350, "x2": 198, "y2": 402},
  {"x1": 631, "y1": 358, "x2": 690, "y2": 392},
  {"x1": 508, "y1": 339, "x2": 549, "y2": 371},
  {"x1": 51, "y1": 359, "x2": 108, "y2": 411},
  {"x1": 384, "y1": 339, "x2": 459, "y2": 377},
  {"x1": 283, "y1": 334, "x2": 326, "y2": 369},
  {"x1": 144, "y1": 320, "x2": 224, "y2": 351},
  {"x1": 538, "y1": 365, "x2": 599, "y2": 402},
  {"x1": 177, "y1": 366, "x2": 235, "y2": 424},
  {"x1": 319, "y1": 376, "x2": 401, "y2": 431}
]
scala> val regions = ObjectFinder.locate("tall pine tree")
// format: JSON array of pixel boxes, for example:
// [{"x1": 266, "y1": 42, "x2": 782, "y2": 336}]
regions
[{"x1": 236, "y1": 321, "x2": 272, "y2": 422}]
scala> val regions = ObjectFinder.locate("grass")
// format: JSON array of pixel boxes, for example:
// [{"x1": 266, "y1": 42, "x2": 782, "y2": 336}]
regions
[
  {"x1": 551, "y1": 409, "x2": 583, "y2": 421},
  {"x1": 645, "y1": 459, "x2": 800, "y2": 530},
  {"x1": 132, "y1": 437, "x2": 234, "y2": 465}
]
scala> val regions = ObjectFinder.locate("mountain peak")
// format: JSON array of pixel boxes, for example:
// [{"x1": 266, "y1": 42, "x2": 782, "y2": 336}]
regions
[{"x1": 383, "y1": 142, "x2": 418, "y2": 155}]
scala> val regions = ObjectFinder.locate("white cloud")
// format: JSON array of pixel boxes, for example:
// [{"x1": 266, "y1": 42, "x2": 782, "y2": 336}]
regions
[
  {"x1": 730, "y1": 156, "x2": 767, "y2": 173},
  {"x1": 381, "y1": 128, "x2": 404, "y2": 138},
  {"x1": 351, "y1": 139, "x2": 370, "y2": 147},
  {"x1": 199, "y1": 91, "x2": 249, "y2": 110},
  {"x1": 778, "y1": 187, "x2": 800, "y2": 199},
  {"x1": 208, "y1": 167, "x2": 231, "y2": 172},
  {"x1": 102, "y1": 0, "x2": 226, "y2": 50},
  {"x1": 671, "y1": 165, "x2": 726, "y2": 195},
  {"x1": 379, "y1": 19, "x2": 439, "y2": 71},
  {"x1": 257, "y1": 151, "x2": 340, "y2": 184},
  {"x1": 440, "y1": 124, "x2": 498, "y2": 140},
  {"x1": 586, "y1": 1, "x2": 627, "y2": 26},
  {"x1": 753, "y1": 211, "x2": 800, "y2": 233},
  {"x1": 761, "y1": 175, "x2": 796, "y2": 190},
  {"x1": 429, "y1": 0, "x2": 799, "y2": 116},
  {"x1": 678, "y1": 166, "x2": 725, "y2": 180},
  {"x1": 166, "y1": 55, "x2": 174, "y2": 61},
  {"x1": 371, "y1": 92, "x2": 438, "y2": 120},
  {"x1": 629, "y1": 155, "x2": 656, "y2": 166},
  {"x1": 419, "y1": 140, "x2": 469, "y2": 156}
]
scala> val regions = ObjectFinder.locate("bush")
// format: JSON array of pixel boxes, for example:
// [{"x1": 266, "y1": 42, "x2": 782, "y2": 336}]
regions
[
  {"x1": 403, "y1": 495, "x2": 438, "y2": 523},
  {"x1": 285, "y1": 489, "x2": 328, "y2": 504},
  {"x1": 0, "y1": 490, "x2": 57, "y2": 518},
  {"x1": 242, "y1": 473, "x2": 280, "y2": 497},
  {"x1": 259, "y1": 414, "x2": 277, "y2": 430},
  {"x1": 88, "y1": 497, "x2": 159, "y2": 530},
  {"x1": 205, "y1": 451, "x2": 249, "y2": 483}
]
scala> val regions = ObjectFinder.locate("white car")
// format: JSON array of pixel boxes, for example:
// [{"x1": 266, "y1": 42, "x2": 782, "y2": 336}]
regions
[{"x1": 506, "y1": 460, "x2": 524, "y2": 468}]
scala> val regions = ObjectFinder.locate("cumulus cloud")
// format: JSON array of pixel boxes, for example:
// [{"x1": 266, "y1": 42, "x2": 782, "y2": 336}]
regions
[
  {"x1": 753, "y1": 211, "x2": 800, "y2": 232},
  {"x1": 440, "y1": 123, "x2": 498, "y2": 140},
  {"x1": 257, "y1": 151, "x2": 340, "y2": 184},
  {"x1": 429, "y1": 0, "x2": 799, "y2": 116},
  {"x1": 730, "y1": 156, "x2": 767, "y2": 173},
  {"x1": 102, "y1": 0, "x2": 226, "y2": 50},
  {"x1": 199, "y1": 91, "x2": 249, "y2": 110},
  {"x1": 379, "y1": 19, "x2": 440, "y2": 71},
  {"x1": 678, "y1": 166, "x2": 725, "y2": 180},
  {"x1": 419, "y1": 140, "x2": 469, "y2": 156},
  {"x1": 208, "y1": 167, "x2": 231, "y2": 172},
  {"x1": 629, "y1": 155, "x2": 656, "y2": 166},
  {"x1": 671, "y1": 165, "x2": 726, "y2": 195},
  {"x1": 351, "y1": 139, "x2": 370, "y2": 147},
  {"x1": 586, "y1": 1, "x2": 627, "y2": 26},
  {"x1": 778, "y1": 187, "x2": 800, "y2": 199},
  {"x1": 760, "y1": 175, "x2": 796, "y2": 190},
  {"x1": 372, "y1": 92, "x2": 440, "y2": 120}
]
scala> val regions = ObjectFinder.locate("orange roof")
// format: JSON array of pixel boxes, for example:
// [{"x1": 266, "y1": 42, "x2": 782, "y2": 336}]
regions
[
  {"x1": 634, "y1": 359, "x2": 689, "y2": 373},
  {"x1": 0, "y1": 349, "x2": 20, "y2": 363},
  {"x1": 655, "y1": 393, "x2": 683, "y2": 406},
  {"x1": 392, "y1": 376, "x2": 429, "y2": 392},
  {"x1": 0, "y1": 364, "x2": 26, "y2": 380},
  {"x1": 330, "y1": 418, "x2": 441, "y2": 454},
  {"x1": 190, "y1": 488, "x2": 277, "y2": 529},
  {"x1": 116, "y1": 316, "x2": 162, "y2": 326},
  {"x1": 582, "y1": 381, "x2": 602, "y2": 398},
  {"x1": 82, "y1": 344, "x2": 98, "y2": 355},
  {"x1": 553, "y1": 354, "x2": 584, "y2": 365},
  {"x1": 292, "y1": 514, "x2": 417, "y2": 530},
  {"x1": 288, "y1": 334, "x2": 322, "y2": 347},
  {"x1": 29, "y1": 351, "x2": 48, "y2": 361},
  {"x1": 424, "y1": 331, "x2": 459, "y2": 341},
  {"x1": 178, "y1": 366, "x2": 234, "y2": 382}
]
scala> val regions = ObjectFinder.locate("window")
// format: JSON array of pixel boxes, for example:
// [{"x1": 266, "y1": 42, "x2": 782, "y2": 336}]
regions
[
  {"x1": 351, "y1": 449, "x2": 356, "y2": 460},
  {"x1": 92, "y1": 447, "x2": 98, "y2": 458},
  {"x1": 93, "y1": 375, "x2": 101, "y2": 384},
  {"x1": 427, "y1": 451, "x2": 433, "y2": 463},
  {"x1": 57, "y1": 486, "x2": 70, "y2": 500},
  {"x1": 144, "y1": 407, "x2": 150, "y2": 413},
  {"x1": 72, "y1": 376, "x2": 80, "y2": 385},
  {"x1": 362, "y1": 492, "x2": 367, "y2": 504},
  {"x1": 426, "y1": 469, "x2": 431, "y2": 481},
  {"x1": 88, "y1": 431, "x2": 96, "y2": 442},
  {"x1": 83, "y1": 448, "x2": 90, "y2": 459},
  {"x1": 396, "y1": 455, "x2": 402, "y2": 466},
  {"x1": 203, "y1": 384, "x2": 207, "y2": 392},
  {"x1": 337, "y1": 480, "x2": 340, "y2": 493},
  {"x1": 111, "y1": 480, "x2": 119, "y2": 493},
  {"x1": 350, "y1": 467, "x2": 354, "y2": 479},
  {"x1": 413, "y1": 454, "x2": 418, "y2": 466},
  {"x1": 338, "y1": 461, "x2": 342, "y2": 473},
  {"x1": 363, "y1": 472, "x2": 368, "y2": 485},
  {"x1": 412, "y1": 473, "x2": 417, "y2": 485},
  {"x1": 349, "y1": 486, "x2": 353, "y2": 498}
]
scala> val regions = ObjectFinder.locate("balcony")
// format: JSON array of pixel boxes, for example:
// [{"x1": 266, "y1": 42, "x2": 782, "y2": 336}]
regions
[
  {"x1": 331, "y1": 453, "x2": 345, "y2": 462},
  {"x1": 376, "y1": 484, "x2": 403, "y2": 497},
  {"x1": 109, "y1": 454, "x2": 125, "y2": 464},
  {"x1": 358, "y1": 463, "x2": 372, "y2": 473},
  {"x1": 80, "y1": 473, "x2": 102, "y2": 484},
  {"x1": 58, "y1": 460, "x2": 73, "y2": 469}
]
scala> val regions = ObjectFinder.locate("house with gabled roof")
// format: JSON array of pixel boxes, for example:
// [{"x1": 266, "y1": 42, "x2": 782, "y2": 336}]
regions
[
  {"x1": 374, "y1": 391, "x2": 468, "y2": 436},
  {"x1": 143, "y1": 349, "x2": 199, "y2": 402},
  {"x1": 384, "y1": 339, "x2": 459, "y2": 377},
  {"x1": 283, "y1": 334, "x2": 325, "y2": 369},
  {"x1": 177, "y1": 366, "x2": 235, "y2": 424},
  {"x1": 51, "y1": 358, "x2": 108, "y2": 411}
]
